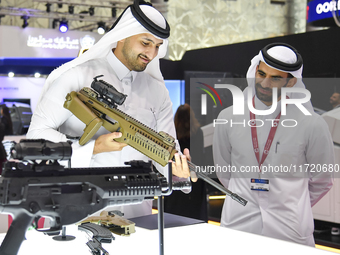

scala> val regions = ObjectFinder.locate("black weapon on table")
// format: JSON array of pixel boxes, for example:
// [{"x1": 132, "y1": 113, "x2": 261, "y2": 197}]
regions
[
  {"x1": 78, "y1": 222, "x2": 114, "y2": 255},
  {"x1": 63, "y1": 75, "x2": 248, "y2": 207},
  {"x1": 0, "y1": 139, "x2": 187, "y2": 255}
]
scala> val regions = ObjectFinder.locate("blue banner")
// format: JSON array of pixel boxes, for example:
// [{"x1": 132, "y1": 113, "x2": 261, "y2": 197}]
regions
[{"x1": 307, "y1": 0, "x2": 339, "y2": 23}]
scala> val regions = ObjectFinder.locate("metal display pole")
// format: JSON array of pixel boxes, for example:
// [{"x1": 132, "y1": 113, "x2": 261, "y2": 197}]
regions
[{"x1": 158, "y1": 195, "x2": 165, "y2": 255}]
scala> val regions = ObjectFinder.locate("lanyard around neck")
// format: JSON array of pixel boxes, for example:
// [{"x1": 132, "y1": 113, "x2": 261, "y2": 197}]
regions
[{"x1": 250, "y1": 96, "x2": 281, "y2": 172}]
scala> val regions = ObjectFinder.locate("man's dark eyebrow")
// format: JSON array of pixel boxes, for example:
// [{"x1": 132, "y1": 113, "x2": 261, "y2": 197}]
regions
[
  {"x1": 143, "y1": 37, "x2": 163, "y2": 45},
  {"x1": 257, "y1": 69, "x2": 284, "y2": 78}
]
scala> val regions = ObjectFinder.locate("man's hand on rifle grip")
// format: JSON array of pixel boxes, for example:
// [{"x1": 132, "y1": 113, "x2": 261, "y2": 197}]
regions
[
  {"x1": 171, "y1": 148, "x2": 198, "y2": 182},
  {"x1": 93, "y1": 132, "x2": 128, "y2": 155}
]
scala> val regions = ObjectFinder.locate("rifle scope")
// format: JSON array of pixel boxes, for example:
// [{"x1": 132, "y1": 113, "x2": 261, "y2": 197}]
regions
[
  {"x1": 91, "y1": 75, "x2": 127, "y2": 106},
  {"x1": 11, "y1": 139, "x2": 72, "y2": 161}
]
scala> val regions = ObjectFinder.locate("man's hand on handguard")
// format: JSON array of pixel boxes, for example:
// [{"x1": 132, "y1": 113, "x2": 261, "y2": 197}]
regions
[
  {"x1": 93, "y1": 132, "x2": 128, "y2": 155},
  {"x1": 171, "y1": 148, "x2": 198, "y2": 182}
]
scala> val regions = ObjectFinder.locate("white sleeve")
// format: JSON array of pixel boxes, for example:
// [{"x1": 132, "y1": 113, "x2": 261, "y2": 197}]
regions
[
  {"x1": 27, "y1": 70, "x2": 95, "y2": 167},
  {"x1": 306, "y1": 116, "x2": 334, "y2": 207}
]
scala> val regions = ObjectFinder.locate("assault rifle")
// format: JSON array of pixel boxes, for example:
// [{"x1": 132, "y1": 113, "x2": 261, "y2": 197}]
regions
[
  {"x1": 64, "y1": 75, "x2": 248, "y2": 206},
  {"x1": 0, "y1": 139, "x2": 186, "y2": 255}
]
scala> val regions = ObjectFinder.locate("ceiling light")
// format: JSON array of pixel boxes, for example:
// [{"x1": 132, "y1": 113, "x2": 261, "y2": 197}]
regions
[
  {"x1": 68, "y1": 6, "x2": 74, "y2": 14},
  {"x1": 97, "y1": 22, "x2": 106, "y2": 35},
  {"x1": 89, "y1": 7, "x2": 95, "y2": 16},
  {"x1": 58, "y1": 0, "x2": 63, "y2": 8},
  {"x1": 8, "y1": 72, "x2": 14, "y2": 78},
  {"x1": 46, "y1": 3, "x2": 51, "y2": 13},
  {"x1": 59, "y1": 19, "x2": 68, "y2": 33},
  {"x1": 112, "y1": 7, "x2": 116, "y2": 18},
  {"x1": 21, "y1": 16, "x2": 29, "y2": 28},
  {"x1": 34, "y1": 72, "x2": 41, "y2": 78},
  {"x1": 52, "y1": 18, "x2": 59, "y2": 29},
  {"x1": 0, "y1": 15, "x2": 5, "y2": 25}
]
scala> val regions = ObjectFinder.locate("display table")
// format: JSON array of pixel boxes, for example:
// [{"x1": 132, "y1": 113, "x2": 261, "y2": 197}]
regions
[{"x1": 0, "y1": 215, "x2": 333, "y2": 255}]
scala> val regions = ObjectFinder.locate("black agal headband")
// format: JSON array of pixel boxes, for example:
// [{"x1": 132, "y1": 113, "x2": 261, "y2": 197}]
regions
[
  {"x1": 261, "y1": 43, "x2": 303, "y2": 72},
  {"x1": 109, "y1": 0, "x2": 170, "y2": 39}
]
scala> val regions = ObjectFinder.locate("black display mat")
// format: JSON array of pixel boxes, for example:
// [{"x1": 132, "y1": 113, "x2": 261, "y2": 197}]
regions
[{"x1": 129, "y1": 213, "x2": 204, "y2": 230}]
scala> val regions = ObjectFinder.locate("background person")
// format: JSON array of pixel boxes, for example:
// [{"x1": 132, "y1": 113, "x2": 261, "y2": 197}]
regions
[
  {"x1": 0, "y1": 105, "x2": 13, "y2": 136},
  {"x1": 27, "y1": 1, "x2": 192, "y2": 218},
  {"x1": 0, "y1": 105, "x2": 11, "y2": 175},
  {"x1": 0, "y1": 122, "x2": 7, "y2": 174},
  {"x1": 329, "y1": 92, "x2": 340, "y2": 109},
  {"x1": 213, "y1": 43, "x2": 334, "y2": 246}
]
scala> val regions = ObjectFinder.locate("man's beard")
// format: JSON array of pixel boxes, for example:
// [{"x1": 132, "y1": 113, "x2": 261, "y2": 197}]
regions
[
  {"x1": 254, "y1": 82, "x2": 288, "y2": 103},
  {"x1": 122, "y1": 44, "x2": 149, "y2": 72}
]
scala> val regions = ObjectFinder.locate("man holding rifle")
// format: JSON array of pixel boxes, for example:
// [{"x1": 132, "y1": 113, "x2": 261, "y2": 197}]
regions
[{"x1": 27, "y1": 1, "x2": 191, "y2": 218}]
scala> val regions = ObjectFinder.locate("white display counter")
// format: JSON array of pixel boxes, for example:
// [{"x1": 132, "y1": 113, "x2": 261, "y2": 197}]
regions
[{"x1": 0, "y1": 220, "x2": 333, "y2": 255}]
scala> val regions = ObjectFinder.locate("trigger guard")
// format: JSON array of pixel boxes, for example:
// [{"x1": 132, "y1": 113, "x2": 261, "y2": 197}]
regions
[{"x1": 37, "y1": 226, "x2": 62, "y2": 236}]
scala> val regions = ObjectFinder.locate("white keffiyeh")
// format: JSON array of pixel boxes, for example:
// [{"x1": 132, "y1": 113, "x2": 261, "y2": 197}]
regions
[
  {"x1": 38, "y1": 4, "x2": 168, "y2": 102},
  {"x1": 244, "y1": 44, "x2": 314, "y2": 112}
]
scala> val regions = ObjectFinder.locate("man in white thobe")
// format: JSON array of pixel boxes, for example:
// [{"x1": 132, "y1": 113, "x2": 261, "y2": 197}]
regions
[
  {"x1": 213, "y1": 43, "x2": 334, "y2": 246},
  {"x1": 27, "y1": 1, "x2": 191, "y2": 218}
]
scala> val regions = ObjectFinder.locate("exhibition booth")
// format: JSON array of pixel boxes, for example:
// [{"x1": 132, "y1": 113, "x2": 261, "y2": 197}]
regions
[{"x1": 1, "y1": 3, "x2": 340, "y2": 253}]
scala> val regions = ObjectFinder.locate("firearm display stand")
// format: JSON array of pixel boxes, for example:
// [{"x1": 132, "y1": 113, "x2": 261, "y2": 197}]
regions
[
  {"x1": 53, "y1": 159, "x2": 75, "y2": 242},
  {"x1": 52, "y1": 226, "x2": 76, "y2": 241},
  {"x1": 158, "y1": 195, "x2": 165, "y2": 255}
]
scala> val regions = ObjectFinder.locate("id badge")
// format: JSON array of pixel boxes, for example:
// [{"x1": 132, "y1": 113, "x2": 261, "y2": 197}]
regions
[{"x1": 250, "y1": 178, "x2": 269, "y2": 191}]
